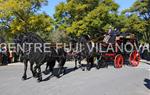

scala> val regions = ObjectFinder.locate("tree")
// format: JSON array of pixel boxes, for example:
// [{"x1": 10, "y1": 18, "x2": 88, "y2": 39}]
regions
[
  {"x1": 10, "y1": 13, "x2": 54, "y2": 40},
  {"x1": 0, "y1": 0, "x2": 53, "y2": 41},
  {"x1": 54, "y1": 0, "x2": 119, "y2": 37},
  {"x1": 123, "y1": 0, "x2": 150, "y2": 43},
  {"x1": 54, "y1": 0, "x2": 100, "y2": 29}
]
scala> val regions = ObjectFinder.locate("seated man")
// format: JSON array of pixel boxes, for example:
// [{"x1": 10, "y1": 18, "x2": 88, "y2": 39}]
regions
[{"x1": 103, "y1": 28, "x2": 120, "y2": 44}]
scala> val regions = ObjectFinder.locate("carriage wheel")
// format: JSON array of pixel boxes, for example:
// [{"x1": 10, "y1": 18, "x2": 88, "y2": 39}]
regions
[
  {"x1": 114, "y1": 54, "x2": 124, "y2": 68},
  {"x1": 129, "y1": 50, "x2": 140, "y2": 67}
]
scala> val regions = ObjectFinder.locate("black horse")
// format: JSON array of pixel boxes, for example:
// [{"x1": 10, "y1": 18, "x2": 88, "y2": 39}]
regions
[
  {"x1": 45, "y1": 47, "x2": 67, "y2": 78},
  {"x1": 80, "y1": 35, "x2": 96, "y2": 71},
  {"x1": 74, "y1": 50, "x2": 87, "y2": 70},
  {"x1": 14, "y1": 32, "x2": 68, "y2": 81},
  {"x1": 14, "y1": 32, "x2": 58, "y2": 82},
  {"x1": 56, "y1": 48, "x2": 67, "y2": 78},
  {"x1": 68, "y1": 36, "x2": 85, "y2": 70},
  {"x1": 69, "y1": 35, "x2": 96, "y2": 71},
  {"x1": 44, "y1": 47, "x2": 57, "y2": 75}
]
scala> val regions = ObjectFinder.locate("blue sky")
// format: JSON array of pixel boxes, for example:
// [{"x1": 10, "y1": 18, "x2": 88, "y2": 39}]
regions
[{"x1": 40, "y1": 0, "x2": 136, "y2": 17}]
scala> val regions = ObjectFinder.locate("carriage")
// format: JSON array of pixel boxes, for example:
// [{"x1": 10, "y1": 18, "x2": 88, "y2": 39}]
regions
[{"x1": 96, "y1": 32, "x2": 141, "y2": 68}]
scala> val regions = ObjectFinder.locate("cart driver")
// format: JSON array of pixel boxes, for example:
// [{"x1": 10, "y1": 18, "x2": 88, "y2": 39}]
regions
[{"x1": 103, "y1": 26, "x2": 113, "y2": 43}]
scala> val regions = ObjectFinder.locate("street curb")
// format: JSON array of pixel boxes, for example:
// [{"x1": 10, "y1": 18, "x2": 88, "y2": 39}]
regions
[{"x1": 140, "y1": 60, "x2": 150, "y2": 65}]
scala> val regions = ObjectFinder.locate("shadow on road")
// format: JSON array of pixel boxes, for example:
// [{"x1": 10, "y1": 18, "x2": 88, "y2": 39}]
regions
[
  {"x1": 42, "y1": 67, "x2": 78, "y2": 82},
  {"x1": 22, "y1": 77, "x2": 32, "y2": 81},
  {"x1": 144, "y1": 78, "x2": 150, "y2": 89}
]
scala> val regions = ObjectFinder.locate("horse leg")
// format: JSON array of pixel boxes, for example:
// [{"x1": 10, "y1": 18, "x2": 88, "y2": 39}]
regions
[
  {"x1": 87, "y1": 57, "x2": 94, "y2": 70},
  {"x1": 90, "y1": 57, "x2": 94, "y2": 69},
  {"x1": 62, "y1": 59, "x2": 66, "y2": 75},
  {"x1": 37, "y1": 66, "x2": 42, "y2": 82},
  {"x1": 30, "y1": 62, "x2": 36, "y2": 77},
  {"x1": 87, "y1": 62, "x2": 91, "y2": 71},
  {"x1": 46, "y1": 62, "x2": 51, "y2": 72},
  {"x1": 50, "y1": 66, "x2": 54, "y2": 74},
  {"x1": 33, "y1": 65, "x2": 37, "y2": 75},
  {"x1": 57, "y1": 65, "x2": 62, "y2": 78},
  {"x1": 78, "y1": 58, "x2": 82, "y2": 66},
  {"x1": 22, "y1": 60, "x2": 28, "y2": 80},
  {"x1": 57, "y1": 61, "x2": 65, "y2": 77},
  {"x1": 74, "y1": 59, "x2": 78, "y2": 69},
  {"x1": 63, "y1": 66, "x2": 66, "y2": 75},
  {"x1": 62, "y1": 58, "x2": 66, "y2": 76},
  {"x1": 86, "y1": 58, "x2": 91, "y2": 71},
  {"x1": 57, "y1": 68, "x2": 61, "y2": 78},
  {"x1": 49, "y1": 61, "x2": 55, "y2": 76},
  {"x1": 43, "y1": 62, "x2": 49, "y2": 75},
  {"x1": 79, "y1": 59, "x2": 84, "y2": 71},
  {"x1": 45, "y1": 63, "x2": 48, "y2": 71},
  {"x1": 57, "y1": 56, "x2": 66, "y2": 78}
]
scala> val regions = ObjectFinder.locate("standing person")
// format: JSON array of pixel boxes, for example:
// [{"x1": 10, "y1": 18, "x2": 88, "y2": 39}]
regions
[
  {"x1": 0, "y1": 47, "x2": 2, "y2": 65},
  {"x1": 139, "y1": 43, "x2": 144, "y2": 59},
  {"x1": 1, "y1": 45, "x2": 8, "y2": 65}
]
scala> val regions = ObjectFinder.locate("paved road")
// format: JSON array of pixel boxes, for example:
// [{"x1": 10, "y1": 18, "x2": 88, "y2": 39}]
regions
[{"x1": 0, "y1": 61, "x2": 149, "y2": 95}]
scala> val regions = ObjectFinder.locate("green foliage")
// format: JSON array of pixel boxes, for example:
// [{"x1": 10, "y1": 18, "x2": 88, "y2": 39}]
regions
[
  {"x1": 132, "y1": 0, "x2": 150, "y2": 20},
  {"x1": 54, "y1": 0, "x2": 119, "y2": 37},
  {"x1": 123, "y1": 0, "x2": 150, "y2": 43},
  {"x1": 0, "y1": 0, "x2": 149, "y2": 43},
  {"x1": 0, "y1": 0, "x2": 53, "y2": 41}
]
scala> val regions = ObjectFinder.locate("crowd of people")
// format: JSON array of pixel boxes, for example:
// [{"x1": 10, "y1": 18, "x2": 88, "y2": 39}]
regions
[{"x1": 0, "y1": 45, "x2": 19, "y2": 66}]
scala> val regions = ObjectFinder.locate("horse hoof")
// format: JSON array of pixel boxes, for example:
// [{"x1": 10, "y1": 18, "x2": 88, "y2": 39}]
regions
[
  {"x1": 33, "y1": 75, "x2": 37, "y2": 78},
  {"x1": 56, "y1": 75, "x2": 60, "y2": 78},
  {"x1": 37, "y1": 78, "x2": 42, "y2": 82},
  {"x1": 63, "y1": 70, "x2": 66, "y2": 75},
  {"x1": 22, "y1": 76, "x2": 27, "y2": 80},
  {"x1": 106, "y1": 65, "x2": 108, "y2": 68},
  {"x1": 37, "y1": 80, "x2": 42, "y2": 82},
  {"x1": 43, "y1": 71, "x2": 48, "y2": 75},
  {"x1": 32, "y1": 73, "x2": 37, "y2": 78},
  {"x1": 63, "y1": 72, "x2": 66, "y2": 75},
  {"x1": 74, "y1": 67, "x2": 78, "y2": 70},
  {"x1": 96, "y1": 65, "x2": 100, "y2": 69},
  {"x1": 86, "y1": 67, "x2": 91, "y2": 71}
]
